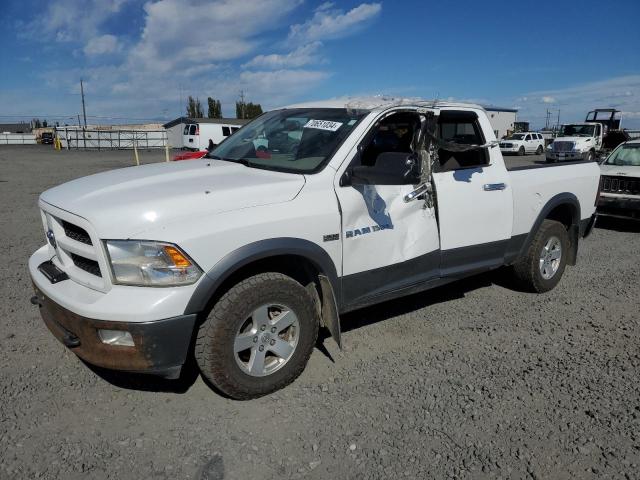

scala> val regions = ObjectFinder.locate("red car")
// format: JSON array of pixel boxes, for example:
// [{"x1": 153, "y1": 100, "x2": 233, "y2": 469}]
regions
[{"x1": 173, "y1": 150, "x2": 208, "y2": 161}]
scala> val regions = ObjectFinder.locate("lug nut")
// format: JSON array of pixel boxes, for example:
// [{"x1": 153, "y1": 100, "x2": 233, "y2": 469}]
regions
[
  {"x1": 271, "y1": 327, "x2": 276, "y2": 333},
  {"x1": 253, "y1": 336, "x2": 258, "y2": 343},
  {"x1": 259, "y1": 345, "x2": 264, "y2": 351},
  {"x1": 260, "y1": 325, "x2": 266, "y2": 331},
  {"x1": 270, "y1": 339, "x2": 276, "y2": 346}
]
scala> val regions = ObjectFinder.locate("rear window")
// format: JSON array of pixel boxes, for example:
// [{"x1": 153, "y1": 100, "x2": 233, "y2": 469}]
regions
[{"x1": 222, "y1": 126, "x2": 231, "y2": 136}]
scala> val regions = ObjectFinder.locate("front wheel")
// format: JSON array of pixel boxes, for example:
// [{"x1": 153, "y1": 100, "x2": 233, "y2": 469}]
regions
[
  {"x1": 195, "y1": 273, "x2": 319, "y2": 399},
  {"x1": 512, "y1": 219, "x2": 569, "y2": 293},
  {"x1": 536, "y1": 145, "x2": 544, "y2": 155},
  {"x1": 586, "y1": 150, "x2": 595, "y2": 162},
  {"x1": 518, "y1": 146, "x2": 525, "y2": 156}
]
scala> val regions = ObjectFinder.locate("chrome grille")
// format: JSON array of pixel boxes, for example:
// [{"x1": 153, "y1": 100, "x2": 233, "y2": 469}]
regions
[
  {"x1": 500, "y1": 143, "x2": 513, "y2": 148},
  {"x1": 552, "y1": 141, "x2": 574, "y2": 152},
  {"x1": 601, "y1": 175, "x2": 640, "y2": 195}
]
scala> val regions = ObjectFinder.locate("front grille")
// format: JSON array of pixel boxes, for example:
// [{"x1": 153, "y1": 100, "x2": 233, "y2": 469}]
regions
[
  {"x1": 61, "y1": 220, "x2": 92, "y2": 245},
  {"x1": 500, "y1": 143, "x2": 513, "y2": 148},
  {"x1": 601, "y1": 175, "x2": 640, "y2": 195},
  {"x1": 70, "y1": 253, "x2": 102, "y2": 277},
  {"x1": 552, "y1": 141, "x2": 574, "y2": 152}
]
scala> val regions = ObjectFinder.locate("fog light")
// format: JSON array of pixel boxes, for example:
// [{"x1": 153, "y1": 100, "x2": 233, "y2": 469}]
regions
[{"x1": 98, "y1": 329, "x2": 134, "y2": 347}]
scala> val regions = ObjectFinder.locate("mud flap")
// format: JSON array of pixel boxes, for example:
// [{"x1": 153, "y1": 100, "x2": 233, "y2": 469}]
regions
[{"x1": 319, "y1": 275, "x2": 341, "y2": 349}]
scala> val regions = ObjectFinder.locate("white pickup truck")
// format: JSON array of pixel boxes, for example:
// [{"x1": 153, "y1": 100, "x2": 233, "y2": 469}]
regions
[{"x1": 30, "y1": 99, "x2": 600, "y2": 399}]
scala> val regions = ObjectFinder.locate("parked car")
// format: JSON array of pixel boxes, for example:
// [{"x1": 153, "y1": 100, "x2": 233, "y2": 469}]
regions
[
  {"x1": 41, "y1": 132, "x2": 54, "y2": 145},
  {"x1": 29, "y1": 99, "x2": 599, "y2": 399},
  {"x1": 173, "y1": 150, "x2": 208, "y2": 161},
  {"x1": 597, "y1": 139, "x2": 640, "y2": 220},
  {"x1": 182, "y1": 122, "x2": 242, "y2": 150},
  {"x1": 500, "y1": 132, "x2": 545, "y2": 156}
]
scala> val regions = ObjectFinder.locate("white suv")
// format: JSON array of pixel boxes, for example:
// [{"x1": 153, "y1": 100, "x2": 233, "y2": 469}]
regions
[{"x1": 500, "y1": 132, "x2": 545, "y2": 156}]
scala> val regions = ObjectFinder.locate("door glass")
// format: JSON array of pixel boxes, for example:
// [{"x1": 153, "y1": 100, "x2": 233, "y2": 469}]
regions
[{"x1": 189, "y1": 125, "x2": 197, "y2": 135}]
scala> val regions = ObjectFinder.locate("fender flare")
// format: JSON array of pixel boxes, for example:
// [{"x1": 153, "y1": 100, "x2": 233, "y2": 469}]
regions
[
  {"x1": 184, "y1": 237, "x2": 340, "y2": 316},
  {"x1": 506, "y1": 192, "x2": 581, "y2": 265}
]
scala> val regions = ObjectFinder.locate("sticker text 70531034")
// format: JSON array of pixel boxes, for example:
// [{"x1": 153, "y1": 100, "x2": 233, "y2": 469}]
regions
[{"x1": 304, "y1": 120, "x2": 343, "y2": 131}]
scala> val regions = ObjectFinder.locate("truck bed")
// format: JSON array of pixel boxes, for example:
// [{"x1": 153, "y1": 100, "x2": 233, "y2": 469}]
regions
[{"x1": 507, "y1": 160, "x2": 600, "y2": 238}]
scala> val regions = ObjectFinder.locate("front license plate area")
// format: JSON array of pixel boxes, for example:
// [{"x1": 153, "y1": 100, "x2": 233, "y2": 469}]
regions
[{"x1": 38, "y1": 261, "x2": 69, "y2": 284}]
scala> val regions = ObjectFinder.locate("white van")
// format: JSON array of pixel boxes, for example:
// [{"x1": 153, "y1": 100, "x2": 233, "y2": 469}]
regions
[{"x1": 183, "y1": 121, "x2": 246, "y2": 150}]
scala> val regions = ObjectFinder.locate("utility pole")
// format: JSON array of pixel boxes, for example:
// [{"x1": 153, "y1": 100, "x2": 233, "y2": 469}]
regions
[
  {"x1": 77, "y1": 114, "x2": 81, "y2": 127},
  {"x1": 239, "y1": 90, "x2": 246, "y2": 119},
  {"x1": 80, "y1": 79, "x2": 87, "y2": 127}
]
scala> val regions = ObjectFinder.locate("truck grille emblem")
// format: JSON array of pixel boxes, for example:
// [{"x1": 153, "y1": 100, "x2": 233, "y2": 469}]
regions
[{"x1": 46, "y1": 229, "x2": 57, "y2": 249}]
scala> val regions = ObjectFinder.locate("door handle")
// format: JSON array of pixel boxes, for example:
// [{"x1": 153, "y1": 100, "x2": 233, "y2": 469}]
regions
[{"x1": 483, "y1": 183, "x2": 506, "y2": 191}]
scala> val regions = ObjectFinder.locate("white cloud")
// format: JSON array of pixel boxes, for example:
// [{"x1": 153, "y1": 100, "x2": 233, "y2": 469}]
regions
[
  {"x1": 288, "y1": 2, "x2": 382, "y2": 42},
  {"x1": 84, "y1": 34, "x2": 121, "y2": 56},
  {"x1": 514, "y1": 75, "x2": 640, "y2": 129},
  {"x1": 242, "y1": 42, "x2": 324, "y2": 69},
  {"x1": 541, "y1": 96, "x2": 556, "y2": 104},
  {"x1": 129, "y1": 0, "x2": 303, "y2": 73},
  {"x1": 22, "y1": 0, "x2": 129, "y2": 43}
]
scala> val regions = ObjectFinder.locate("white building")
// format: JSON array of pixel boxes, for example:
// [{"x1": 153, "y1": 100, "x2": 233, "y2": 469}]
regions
[{"x1": 483, "y1": 106, "x2": 518, "y2": 140}]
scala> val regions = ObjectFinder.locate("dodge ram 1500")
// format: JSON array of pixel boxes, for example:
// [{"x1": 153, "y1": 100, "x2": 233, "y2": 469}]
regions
[{"x1": 30, "y1": 98, "x2": 599, "y2": 399}]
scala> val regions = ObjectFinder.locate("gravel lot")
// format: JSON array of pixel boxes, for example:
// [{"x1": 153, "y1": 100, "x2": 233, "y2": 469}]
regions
[{"x1": 1, "y1": 145, "x2": 639, "y2": 479}]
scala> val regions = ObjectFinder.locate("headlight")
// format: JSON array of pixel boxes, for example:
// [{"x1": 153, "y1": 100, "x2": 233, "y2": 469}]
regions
[{"x1": 104, "y1": 240, "x2": 202, "y2": 286}]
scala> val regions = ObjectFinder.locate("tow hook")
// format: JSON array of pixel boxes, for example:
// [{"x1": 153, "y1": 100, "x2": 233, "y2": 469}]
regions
[{"x1": 30, "y1": 295, "x2": 42, "y2": 307}]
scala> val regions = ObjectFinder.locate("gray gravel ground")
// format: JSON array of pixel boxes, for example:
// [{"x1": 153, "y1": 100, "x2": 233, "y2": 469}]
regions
[{"x1": 1, "y1": 145, "x2": 639, "y2": 479}]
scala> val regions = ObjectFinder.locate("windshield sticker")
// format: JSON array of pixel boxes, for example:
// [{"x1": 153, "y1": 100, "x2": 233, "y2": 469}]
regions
[{"x1": 304, "y1": 119, "x2": 343, "y2": 131}]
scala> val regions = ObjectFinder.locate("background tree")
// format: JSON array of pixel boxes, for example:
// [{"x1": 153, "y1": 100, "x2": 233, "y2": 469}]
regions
[
  {"x1": 207, "y1": 97, "x2": 222, "y2": 118},
  {"x1": 43, "y1": 120, "x2": 48, "y2": 128},
  {"x1": 236, "y1": 100, "x2": 263, "y2": 119},
  {"x1": 32, "y1": 118, "x2": 42, "y2": 128},
  {"x1": 186, "y1": 96, "x2": 204, "y2": 118}
]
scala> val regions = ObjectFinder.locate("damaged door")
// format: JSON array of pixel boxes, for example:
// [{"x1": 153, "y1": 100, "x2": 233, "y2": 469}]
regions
[
  {"x1": 335, "y1": 109, "x2": 441, "y2": 310},
  {"x1": 430, "y1": 110, "x2": 513, "y2": 275}
]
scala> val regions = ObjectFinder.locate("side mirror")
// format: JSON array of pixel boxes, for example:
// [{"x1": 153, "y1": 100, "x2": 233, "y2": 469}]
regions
[{"x1": 350, "y1": 152, "x2": 421, "y2": 185}]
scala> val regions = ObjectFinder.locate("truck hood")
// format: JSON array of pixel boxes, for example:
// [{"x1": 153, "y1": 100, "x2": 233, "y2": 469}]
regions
[
  {"x1": 599, "y1": 164, "x2": 640, "y2": 177},
  {"x1": 40, "y1": 159, "x2": 305, "y2": 238}
]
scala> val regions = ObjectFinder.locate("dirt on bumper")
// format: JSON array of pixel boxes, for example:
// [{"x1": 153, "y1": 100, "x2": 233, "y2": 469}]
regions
[{"x1": 32, "y1": 285, "x2": 197, "y2": 377}]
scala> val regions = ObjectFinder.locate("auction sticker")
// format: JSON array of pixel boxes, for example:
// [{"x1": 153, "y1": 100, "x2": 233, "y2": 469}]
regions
[{"x1": 304, "y1": 119, "x2": 343, "y2": 131}]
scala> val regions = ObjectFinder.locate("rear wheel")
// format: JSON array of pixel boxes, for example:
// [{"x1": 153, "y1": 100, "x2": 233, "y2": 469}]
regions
[
  {"x1": 518, "y1": 146, "x2": 525, "y2": 156},
  {"x1": 195, "y1": 273, "x2": 319, "y2": 399},
  {"x1": 512, "y1": 219, "x2": 569, "y2": 293},
  {"x1": 586, "y1": 150, "x2": 595, "y2": 162}
]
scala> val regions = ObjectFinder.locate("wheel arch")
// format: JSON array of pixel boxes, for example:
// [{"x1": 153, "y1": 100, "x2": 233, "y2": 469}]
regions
[
  {"x1": 509, "y1": 193, "x2": 581, "y2": 266},
  {"x1": 184, "y1": 237, "x2": 341, "y2": 323}
]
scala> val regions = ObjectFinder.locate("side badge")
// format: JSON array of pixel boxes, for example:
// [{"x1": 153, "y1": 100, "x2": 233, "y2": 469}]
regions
[{"x1": 323, "y1": 234, "x2": 339, "y2": 242}]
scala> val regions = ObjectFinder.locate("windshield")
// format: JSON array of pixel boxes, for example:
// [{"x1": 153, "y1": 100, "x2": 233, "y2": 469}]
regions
[
  {"x1": 605, "y1": 144, "x2": 640, "y2": 166},
  {"x1": 561, "y1": 124, "x2": 595, "y2": 137},
  {"x1": 507, "y1": 134, "x2": 525, "y2": 140},
  {"x1": 209, "y1": 108, "x2": 367, "y2": 173}
]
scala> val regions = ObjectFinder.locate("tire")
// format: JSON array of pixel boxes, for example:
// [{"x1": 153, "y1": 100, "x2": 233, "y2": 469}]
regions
[
  {"x1": 195, "y1": 273, "x2": 319, "y2": 399},
  {"x1": 518, "y1": 146, "x2": 525, "y2": 156},
  {"x1": 586, "y1": 150, "x2": 595, "y2": 162},
  {"x1": 536, "y1": 145, "x2": 543, "y2": 155},
  {"x1": 512, "y1": 219, "x2": 569, "y2": 293}
]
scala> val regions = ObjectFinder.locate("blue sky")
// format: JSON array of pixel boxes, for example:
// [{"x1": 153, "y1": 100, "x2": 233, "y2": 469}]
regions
[{"x1": 1, "y1": 0, "x2": 639, "y2": 128}]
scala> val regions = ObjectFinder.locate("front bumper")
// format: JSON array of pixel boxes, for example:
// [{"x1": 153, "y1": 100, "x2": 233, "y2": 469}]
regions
[
  {"x1": 597, "y1": 194, "x2": 640, "y2": 220},
  {"x1": 32, "y1": 283, "x2": 197, "y2": 378},
  {"x1": 546, "y1": 151, "x2": 588, "y2": 161}
]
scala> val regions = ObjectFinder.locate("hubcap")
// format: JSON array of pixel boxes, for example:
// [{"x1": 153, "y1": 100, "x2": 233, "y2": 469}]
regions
[
  {"x1": 233, "y1": 304, "x2": 299, "y2": 377},
  {"x1": 539, "y1": 236, "x2": 562, "y2": 280}
]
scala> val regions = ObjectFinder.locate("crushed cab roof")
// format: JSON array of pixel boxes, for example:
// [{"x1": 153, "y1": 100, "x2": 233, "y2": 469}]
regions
[{"x1": 281, "y1": 96, "x2": 489, "y2": 113}]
